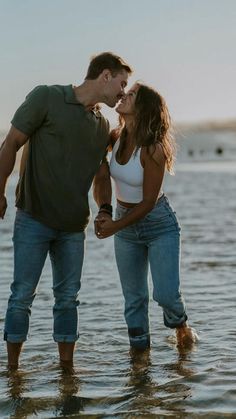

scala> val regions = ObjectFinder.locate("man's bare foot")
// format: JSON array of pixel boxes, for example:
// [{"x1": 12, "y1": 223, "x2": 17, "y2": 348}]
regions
[
  {"x1": 7, "y1": 363, "x2": 19, "y2": 371},
  {"x1": 60, "y1": 359, "x2": 74, "y2": 372},
  {"x1": 176, "y1": 323, "x2": 198, "y2": 348},
  {"x1": 7, "y1": 342, "x2": 23, "y2": 371}
]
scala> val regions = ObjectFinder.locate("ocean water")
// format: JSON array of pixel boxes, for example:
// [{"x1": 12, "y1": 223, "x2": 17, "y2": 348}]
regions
[{"x1": 0, "y1": 132, "x2": 236, "y2": 418}]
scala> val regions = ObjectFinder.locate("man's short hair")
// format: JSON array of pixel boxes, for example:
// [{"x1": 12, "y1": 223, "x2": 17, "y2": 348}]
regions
[{"x1": 85, "y1": 52, "x2": 133, "y2": 80}]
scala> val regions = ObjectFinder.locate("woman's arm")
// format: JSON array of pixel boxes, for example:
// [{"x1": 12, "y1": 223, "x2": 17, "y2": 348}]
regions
[
  {"x1": 93, "y1": 159, "x2": 112, "y2": 208},
  {"x1": 97, "y1": 144, "x2": 166, "y2": 238}
]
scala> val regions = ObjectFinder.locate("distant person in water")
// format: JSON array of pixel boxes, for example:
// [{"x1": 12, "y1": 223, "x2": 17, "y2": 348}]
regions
[
  {"x1": 95, "y1": 82, "x2": 197, "y2": 350},
  {"x1": 0, "y1": 52, "x2": 132, "y2": 369}
]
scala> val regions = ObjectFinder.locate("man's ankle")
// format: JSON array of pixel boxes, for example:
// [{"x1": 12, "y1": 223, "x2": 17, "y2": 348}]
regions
[
  {"x1": 57, "y1": 342, "x2": 75, "y2": 361},
  {"x1": 7, "y1": 341, "x2": 23, "y2": 368}
]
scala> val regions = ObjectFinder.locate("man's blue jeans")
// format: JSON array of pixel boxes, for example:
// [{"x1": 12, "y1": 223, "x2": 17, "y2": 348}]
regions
[
  {"x1": 114, "y1": 195, "x2": 187, "y2": 350},
  {"x1": 4, "y1": 210, "x2": 85, "y2": 343}
]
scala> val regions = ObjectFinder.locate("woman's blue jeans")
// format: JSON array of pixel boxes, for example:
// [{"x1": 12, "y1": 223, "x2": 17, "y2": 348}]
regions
[
  {"x1": 4, "y1": 210, "x2": 85, "y2": 343},
  {"x1": 114, "y1": 194, "x2": 187, "y2": 350}
]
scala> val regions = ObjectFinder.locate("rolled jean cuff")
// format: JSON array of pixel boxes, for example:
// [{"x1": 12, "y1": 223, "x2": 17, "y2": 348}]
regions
[
  {"x1": 163, "y1": 313, "x2": 188, "y2": 329},
  {"x1": 53, "y1": 333, "x2": 79, "y2": 343},
  {"x1": 4, "y1": 331, "x2": 27, "y2": 343},
  {"x1": 129, "y1": 333, "x2": 150, "y2": 350}
]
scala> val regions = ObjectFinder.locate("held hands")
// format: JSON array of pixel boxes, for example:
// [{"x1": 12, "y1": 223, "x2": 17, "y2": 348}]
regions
[
  {"x1": 94, "y1": 212, "x2": 118, "y2": 239},
  {"x1": 0, "y1": 195, "x2": 7, "y2": 219}
]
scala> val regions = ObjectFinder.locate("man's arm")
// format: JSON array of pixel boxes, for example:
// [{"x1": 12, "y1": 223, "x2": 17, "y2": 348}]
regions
[{"x1": 0, "y1": 126, "x2": 28, "y2": 219}]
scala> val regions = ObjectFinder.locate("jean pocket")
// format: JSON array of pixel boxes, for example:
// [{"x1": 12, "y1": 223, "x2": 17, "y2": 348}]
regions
[
  {"x1": 141, "y1": 202, "x2": 181, "y2": 234},
  {"x1": 14, "y1": 210, "x2": 31, "y2": 227},
  {"x1": 145, "y1": 202, "x2": 170, "y2": 222},
  {"x1": 168, "y1": 209, "x2": 181, "y2": 230}
]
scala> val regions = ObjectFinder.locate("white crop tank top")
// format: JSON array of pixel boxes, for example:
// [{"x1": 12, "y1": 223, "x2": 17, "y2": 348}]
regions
[{"x1": 110, "y1": 139, "x2": 143, "y2": 203}]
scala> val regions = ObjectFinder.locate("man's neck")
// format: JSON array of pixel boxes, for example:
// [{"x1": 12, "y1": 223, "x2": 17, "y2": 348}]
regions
[{"x1": 73, "y1": 81, "x2": 100, "y2": 111}]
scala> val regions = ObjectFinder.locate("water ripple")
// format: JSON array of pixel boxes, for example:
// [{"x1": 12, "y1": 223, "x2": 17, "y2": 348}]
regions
[{"x1": 0, "y1": 166, "x2": 236, "y2": 417}]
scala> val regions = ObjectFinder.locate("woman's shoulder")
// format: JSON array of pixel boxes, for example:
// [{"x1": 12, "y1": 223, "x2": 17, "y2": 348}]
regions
[
  {"x1": 109, "y1": 129, "x2": 120, "y2": 151},
  {"x1": 142, "y1": 142, "x2": 166, "y2": 164},
  {"x1": 141, "y1": 143, "x2": 166, "y2": 160}
]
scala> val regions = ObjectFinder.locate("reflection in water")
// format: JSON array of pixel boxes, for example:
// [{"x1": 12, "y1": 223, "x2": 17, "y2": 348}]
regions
[
  {"x1": 6, "y1": 351, "x2": 195, "y2": 418},
  {"x1": 6, "y1": 370, "x2": 28, "y2": 419},
  {"x1": 165, "y1": 331, "x2": 198, "y2": 379},
  {"x1": 125, "y1": 346, "x2": 195, "y2": 415},
  {"x1": 1, "y1": 164, "x2": 236, "y2": 417},
  {"x1": 164, "y1": 351, "x2": 196, "y2": 379},
  {"x1": 157, "y1": 344, "x2": 196, "y2": 415},
  {"x1": 7, "y1": 370, "x2": 26, "y2": 400},
  {"x1": 124, "y1": 349, "x2": 157, "y2": 414},
  {"x1": 5, "y1": 366, "x2": 85, "y2": 418},
  {"x1": 55, "y1": 366, "x2": 83, "y2": 417},
  {"x1": 127, "y1": 348, "x2": 154, "y2": 397}
]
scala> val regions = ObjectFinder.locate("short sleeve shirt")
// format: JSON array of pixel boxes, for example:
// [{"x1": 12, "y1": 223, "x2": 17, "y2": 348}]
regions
[{"x1": 12, "y1": 85, "x2": 110, "y2": 232}]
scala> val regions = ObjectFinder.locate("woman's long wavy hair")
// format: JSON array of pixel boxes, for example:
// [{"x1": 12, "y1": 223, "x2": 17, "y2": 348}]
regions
[{"x1": 112, "y1": 83, "x2": 176, "y2": 174}]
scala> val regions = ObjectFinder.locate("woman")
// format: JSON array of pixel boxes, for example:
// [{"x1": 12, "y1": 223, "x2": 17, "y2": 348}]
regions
[{"x1": 96, "y1": 82, "x2": 196, "y2": 350}]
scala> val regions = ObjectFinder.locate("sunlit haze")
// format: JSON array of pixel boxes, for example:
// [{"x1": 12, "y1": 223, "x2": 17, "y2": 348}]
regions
[{"x1": 0, "y1": 0, "x2": 235, "y2": 130}]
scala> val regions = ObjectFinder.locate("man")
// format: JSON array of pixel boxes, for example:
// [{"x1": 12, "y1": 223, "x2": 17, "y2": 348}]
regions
[{"x1": 0, "y1": 52, "x2": 132, "y2": 369}]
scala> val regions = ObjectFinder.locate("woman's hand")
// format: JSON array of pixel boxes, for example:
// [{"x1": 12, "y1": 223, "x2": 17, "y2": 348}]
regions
[
  {"x1": 95, "y1": 217, "x2": 119, "y2": 239},
  {"x1": 94, "y1": 212, "x2": 111, "y2": 237}
]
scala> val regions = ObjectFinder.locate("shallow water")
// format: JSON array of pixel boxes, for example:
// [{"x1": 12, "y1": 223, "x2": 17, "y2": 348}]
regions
[{"x1": 0, "y1": 156, "x2": 236, "y2": 417}]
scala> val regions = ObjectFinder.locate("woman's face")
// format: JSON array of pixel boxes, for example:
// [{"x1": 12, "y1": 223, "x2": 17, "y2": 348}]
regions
[{"x1": 115, "y1": 83, "x2": 139, "y2": 115}]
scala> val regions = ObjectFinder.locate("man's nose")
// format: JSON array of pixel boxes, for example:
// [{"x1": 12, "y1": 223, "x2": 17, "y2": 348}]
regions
[{"x1": 118, "y1": 91, "x2": 125, "y2": 100}]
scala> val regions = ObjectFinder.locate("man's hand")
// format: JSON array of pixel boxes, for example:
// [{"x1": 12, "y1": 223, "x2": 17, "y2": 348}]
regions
[{"x1": 0, "y1": 195, "x2": 7, "y2": 219}]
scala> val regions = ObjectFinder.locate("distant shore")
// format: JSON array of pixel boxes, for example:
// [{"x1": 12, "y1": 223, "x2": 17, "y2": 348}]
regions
[
  {"x1": 1, "y1": 119, "x2": 235, "y2": 172},
  {"x1": 1, "y1": 118, "x2": 236, "y2": 142},
  {"x1": 175, "y1": 119, "x2": 236, "y2": 133},
  {"x1": 1, "y1": 118, "x2": 236, "y2": 141}
]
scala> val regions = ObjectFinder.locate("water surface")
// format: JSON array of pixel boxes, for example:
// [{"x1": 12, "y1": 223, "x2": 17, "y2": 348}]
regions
[{"x1": 0, "y1": 152, "x2": 236, "y2": 417}]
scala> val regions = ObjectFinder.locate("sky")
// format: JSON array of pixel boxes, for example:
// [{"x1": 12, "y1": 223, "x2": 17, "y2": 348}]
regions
[{"x1": 0, "y1": 0, "x2": 236, "y2": 130}]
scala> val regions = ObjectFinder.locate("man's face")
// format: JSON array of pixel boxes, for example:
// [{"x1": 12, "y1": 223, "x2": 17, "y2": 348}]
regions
[{"x1": 103, "y1": 70, "x2": 129, "y2": 108}]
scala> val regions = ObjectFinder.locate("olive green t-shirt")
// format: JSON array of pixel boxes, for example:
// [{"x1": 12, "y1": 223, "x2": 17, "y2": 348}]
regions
[{"x1": 12, "y1": 84, "x2": 109, "y2": 232}]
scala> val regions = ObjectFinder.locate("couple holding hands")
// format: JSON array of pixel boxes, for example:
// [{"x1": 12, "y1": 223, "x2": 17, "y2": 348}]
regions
[{"x1": 0, "y1": 52, "x2": 196, "y2": 370}]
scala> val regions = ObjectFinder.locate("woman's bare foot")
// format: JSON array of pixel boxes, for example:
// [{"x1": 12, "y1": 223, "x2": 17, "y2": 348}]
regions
[{"x1": 175, "y1": 322, "x2": 198, "y2": 348}]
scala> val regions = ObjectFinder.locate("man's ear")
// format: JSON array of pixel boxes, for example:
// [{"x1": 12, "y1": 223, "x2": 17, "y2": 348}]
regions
[{"x1": 102, "y1": 69, "x2": 112, "y2": 82}]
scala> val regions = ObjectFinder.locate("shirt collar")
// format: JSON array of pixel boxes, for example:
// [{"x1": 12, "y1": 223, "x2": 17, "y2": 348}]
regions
[{"x1": 63, "y1": 85, "x2": 102, "y2": 118}]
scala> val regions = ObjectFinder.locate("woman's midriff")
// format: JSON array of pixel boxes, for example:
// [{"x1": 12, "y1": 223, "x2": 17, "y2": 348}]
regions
[
  {"x1": 117, "y1": 192, "x2": 163, "y2": 209},
  {"x1": 117, "y1": 199, "x2": 137, "y2": 208}
]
